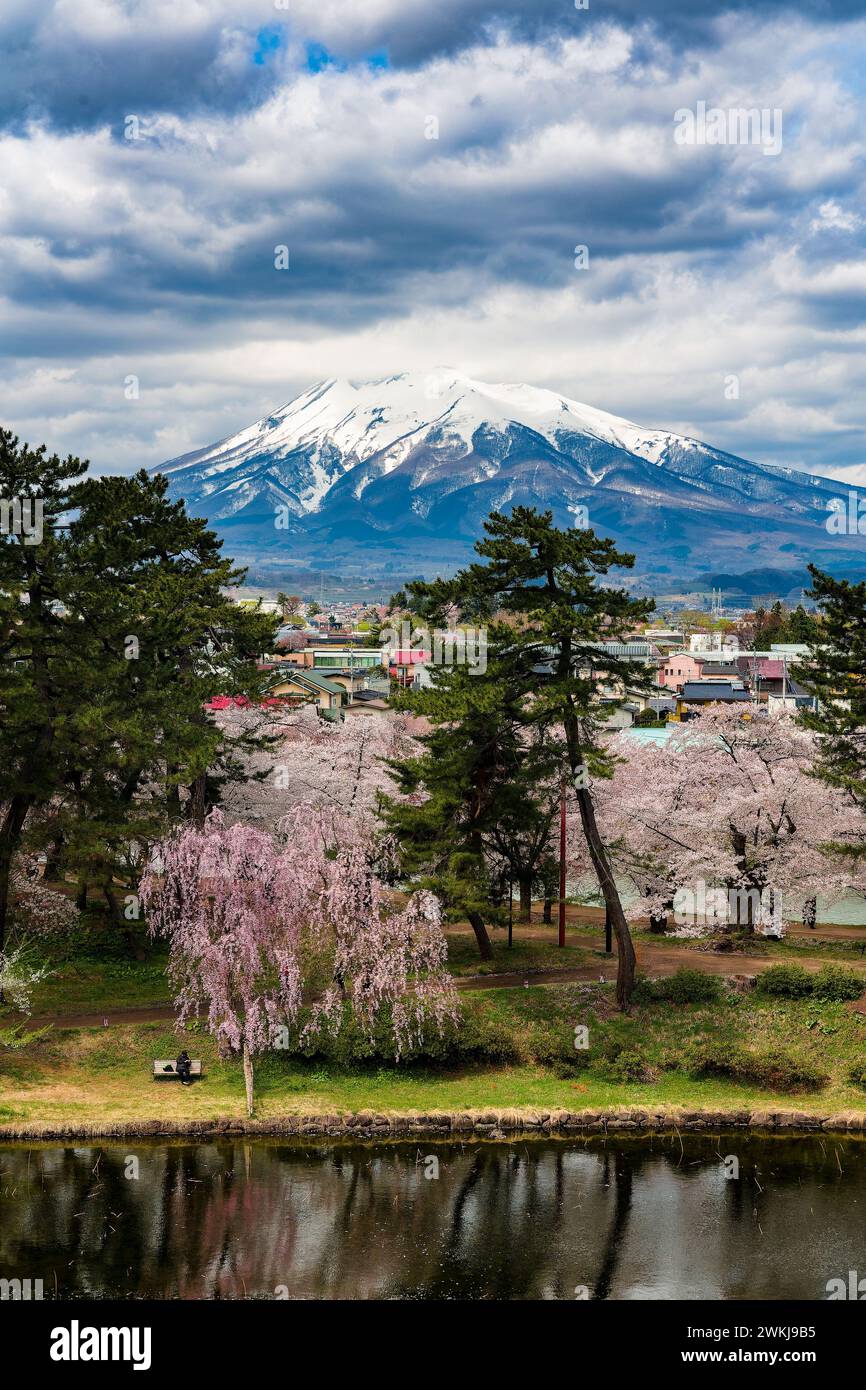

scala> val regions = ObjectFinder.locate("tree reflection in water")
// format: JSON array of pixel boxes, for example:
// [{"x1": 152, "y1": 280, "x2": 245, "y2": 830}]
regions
[{"x1": 0, "y1": 1134, "x2": 863, "y2": 1300}]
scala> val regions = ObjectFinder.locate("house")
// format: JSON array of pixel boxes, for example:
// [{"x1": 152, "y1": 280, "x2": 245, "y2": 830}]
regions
[
  {"x1": 733, "y1": 655, "x2": 794, "y2": 699},
  {"x1": 266, "y1": 667, "x2": 346, "y2": 721},
  {"x1": 767, "y1": 678, "x2": 818, "y2": 716},
  {"x1": 592, "y1": 639, "x2": 660, "y2": 665},
  {"x1": 692, "y1": 661, "x2": 739, "y2": 683},
  {"x1": 345, "y1": 688, "x2": 391, "y2": 712},
  {"x1": 317, "y1": 667, "x2": 379, "y2": 701},
  {"x1": 677, "y1": 680, "x2": 752, "y2": 713},
  {"x1": 689, "y1": 632, "x2": 740, "y2": 655},
  {"x1": 643, "y1": 627, "x2": 685, "y2": 651},
  {"x1": 310, "y1": 647, "x2": 384, "y2": 674},
  {"x1": 388, "y1": 647, "x2": 431, "y2": 687},
  {"x1": 657, "y1": 653, "x2": 707, "y2": 691}
]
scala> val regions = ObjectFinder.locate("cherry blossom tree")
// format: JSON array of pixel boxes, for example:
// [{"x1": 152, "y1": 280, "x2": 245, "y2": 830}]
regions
[
  {"x1": 596, "y1": 734, "x2": 713, "y2": 933},
  {"x1": 8, "y1": 857, "x2": 80, "y2": 943},
  {"x1": 141, "y1": 811, "x2": 301, "y2": 1116},
  {"x1": 597, "y1": 709, "x2": 865, "y2": 937},
  {"x1": 141, "y1": 805, "x2": 458, "y2": 1114},
  {"x1": 277, "y1": 806, "x2": 459, "y2": 1057},
  {"x1": 214, "y1": 704, "x2": 417, "y2": 830}
]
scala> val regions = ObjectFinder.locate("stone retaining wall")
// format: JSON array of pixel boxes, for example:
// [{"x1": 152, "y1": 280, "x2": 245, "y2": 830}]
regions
[{"x1": 2, "y1": 1106, "x2": 866, "y2": 1142}]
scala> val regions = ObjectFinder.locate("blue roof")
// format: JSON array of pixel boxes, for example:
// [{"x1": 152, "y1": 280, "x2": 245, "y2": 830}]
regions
[{"x1": 617, "y1": 726, "x2": 677, "y2": 745}]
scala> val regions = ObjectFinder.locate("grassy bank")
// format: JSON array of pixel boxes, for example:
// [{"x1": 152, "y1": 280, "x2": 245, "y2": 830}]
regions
[{"x1": 2, "y1": 980, "x2": 865, "y2": 1134}]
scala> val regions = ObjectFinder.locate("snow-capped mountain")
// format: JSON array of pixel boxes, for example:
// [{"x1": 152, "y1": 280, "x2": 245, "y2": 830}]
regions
[{"x1": 155, "y1": 369, "x2": 865, "y2": 581}]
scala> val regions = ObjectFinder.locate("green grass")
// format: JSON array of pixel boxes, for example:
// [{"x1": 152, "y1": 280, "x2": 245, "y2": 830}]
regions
[
  {"x1": 7, "y1": 920, "x2": 866, "y2": 1020},
  {"x1": 4, "y1": 932, "x2": 599, "y2": 1016},
  {"x1": 443, "y1": 930, "x2": 596, "y2": 976},
  {"x1": 2, "y1": 982, "x2": 865, "y2": 1131},
  {"x1": 12, "y1": 950, "x2": 172, "y2": 1015}
]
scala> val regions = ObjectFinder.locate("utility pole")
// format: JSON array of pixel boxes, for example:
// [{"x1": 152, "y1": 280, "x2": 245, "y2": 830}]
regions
[{"x1": 558, "y1": 776, "x2": 567, "y2": 948}]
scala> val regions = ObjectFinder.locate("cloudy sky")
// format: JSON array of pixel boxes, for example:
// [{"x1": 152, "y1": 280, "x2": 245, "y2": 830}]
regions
[{"x1": 2, "y1": 0, "x2": 865, "y2": 481}]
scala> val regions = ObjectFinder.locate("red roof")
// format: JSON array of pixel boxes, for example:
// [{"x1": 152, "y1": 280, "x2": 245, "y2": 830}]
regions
[
  {"x1": 752, "y1": 659, "x2": 786, "y2": 679},
  {"x1": 391, "y1": 649, "x2": 430, "y2": 664},
  {"x1": 206, "y1": 694, "x2": 288, "y2": 710}
]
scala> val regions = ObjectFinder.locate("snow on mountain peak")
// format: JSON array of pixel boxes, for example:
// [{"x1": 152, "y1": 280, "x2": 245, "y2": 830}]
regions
[{"x1": 156, "y1": 368, "x2": 701, "y2": 517}]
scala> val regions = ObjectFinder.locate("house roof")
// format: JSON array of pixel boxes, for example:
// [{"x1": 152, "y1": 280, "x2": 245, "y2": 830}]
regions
[
  {"x1": 268, "y1": 668, "x2": 344, "y2": 697},
  {"x1": 681, "y1": 682, "x2": 751, "y2": 702},
  {"x1": 754, "y1": 659, "x2": 786, "y2": 679}
]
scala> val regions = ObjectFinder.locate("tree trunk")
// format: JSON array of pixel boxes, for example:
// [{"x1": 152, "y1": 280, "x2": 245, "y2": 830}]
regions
[
  {"x1": 803, "y1": 895, "x2": 817, "y2": 931},
  {"x1": 75, "y1": 880, "x2": 88, "y2": 911},
  {"x1": 188, "y1": 772, "x2": 207, "y2": 829},
  {"x1": 649, "y1": 910, "x2": 667, "y2": 935},
  {"x1": 0, "y1": 795, "x2": 31, "y2": 974},
  {"x1": 518, "y1": 876, "x2": 532, "y2": 923},
  {"x1": 575, "y1": 787, "x2": 636, "y2": 1009},
  {"x1": 242, "y1": 1041, "x2": 255, "y2": 1118},
  {"x1": 42, "y1": 835, "x2": 64, "y2": 882},
  {"x1": 467, "y1": 910, "x2": 494, "y2": 961},
  {"x1": 543, "y1": 895, "x2": 552, "y2": 924},
  {"x1": 104, "y1": 886, "x2": 146, "y2": 961}
]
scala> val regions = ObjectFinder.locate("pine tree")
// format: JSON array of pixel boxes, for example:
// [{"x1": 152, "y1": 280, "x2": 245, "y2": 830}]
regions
[
  {"x1": 0, "y1": 430, "x2": 87, "y2": 961},
  {"x1": 0, "y1": 436, "x2": 277, "y2": 961},
  {"x1": 55, "y1": 470, "x2": 277, "y2": 939},
  {"x1": 386, "y1": 507, "x2": 654, "y2": 1005},
  {"x1": 381, "y1": 652, "x2": 554, "y2": 959},
  {"x1": 797, "y1": 566, "x2": 866, "y2": 838}
]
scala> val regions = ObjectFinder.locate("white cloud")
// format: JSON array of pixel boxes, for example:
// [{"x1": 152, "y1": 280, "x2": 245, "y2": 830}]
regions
[{"x1": 1, "y1": 11, "x2": 865, "y2": 484}]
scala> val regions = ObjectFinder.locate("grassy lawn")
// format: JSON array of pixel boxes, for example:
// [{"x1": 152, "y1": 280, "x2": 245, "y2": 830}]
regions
[
  {"x1": 2, "y1": 982, "x2": 865, "y2": 1131},
  {"x1": 7, "y1": 916, "x2": 866, "y2": 1020},
  {"x1": 16, "y1": 950, "x2": 173, "y2": 1016},
  {"x1": 5, "y1": 934, "x2": 601, "y2": 1019},
  {"x1": 442, "y1": 927, "x2": 599, "y2": 975}
]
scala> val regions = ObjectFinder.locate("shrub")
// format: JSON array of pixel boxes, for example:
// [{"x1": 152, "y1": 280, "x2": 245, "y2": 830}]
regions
[
  {"x1": 638, "y1": 968, "x2": 724, "y2": 1005},
  {"x1": 686, "y1": 1041, "x2": 828, "y2": 1093},
  {"x1": 847, "y1": 1063, "x2": 866, "y2": 1089},
  {"x1": 530, "y1": 1029, "x2": 589, "y2": 1071},
  {"x1": 755, "y1": 963, "x2": 813, "y2": 998},
  {"x1": 609, "y1": 1048, "x2": 656, "y2": 1083},
  {"x1": 811, "y1": 966, "x2": 864, "y2": 1003},
  {"x1": 756, "y1": 962, "x2": 863, "y2": 1002},
  {"x1": 284, "y1": 999, "x2": 529, "y2": 1068}
]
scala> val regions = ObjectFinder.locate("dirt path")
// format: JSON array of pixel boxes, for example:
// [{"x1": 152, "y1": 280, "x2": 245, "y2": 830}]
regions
[{"x1": 459, "y1": 939, "x2": 866, "y2": 993}]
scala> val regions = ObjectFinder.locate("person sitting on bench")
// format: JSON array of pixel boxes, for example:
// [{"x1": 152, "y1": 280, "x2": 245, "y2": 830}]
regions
[{"x1": 176, "y1": 1049, "x2": 193, "y2": 1086}]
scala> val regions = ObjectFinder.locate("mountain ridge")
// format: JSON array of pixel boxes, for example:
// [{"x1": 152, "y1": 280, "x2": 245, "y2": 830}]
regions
[{"x1": 154, "y1": 369, "x2": 865, "y2": 582}]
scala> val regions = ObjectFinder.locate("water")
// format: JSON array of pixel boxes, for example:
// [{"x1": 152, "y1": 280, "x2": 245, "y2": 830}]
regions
[{"x1": 1, "y1": 1134, "x2": 863, "y2": 1300}]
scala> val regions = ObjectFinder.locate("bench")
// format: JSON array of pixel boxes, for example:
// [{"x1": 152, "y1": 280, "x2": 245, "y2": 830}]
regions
[{"x1": 152, "y1": 1059, "x2": 203, "y2": 1080}]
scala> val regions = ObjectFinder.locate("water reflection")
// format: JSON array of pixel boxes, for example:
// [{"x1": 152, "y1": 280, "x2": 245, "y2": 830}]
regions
[{"x1": 0, "y1": 1135, "x2": 863, "y2": 1300}]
